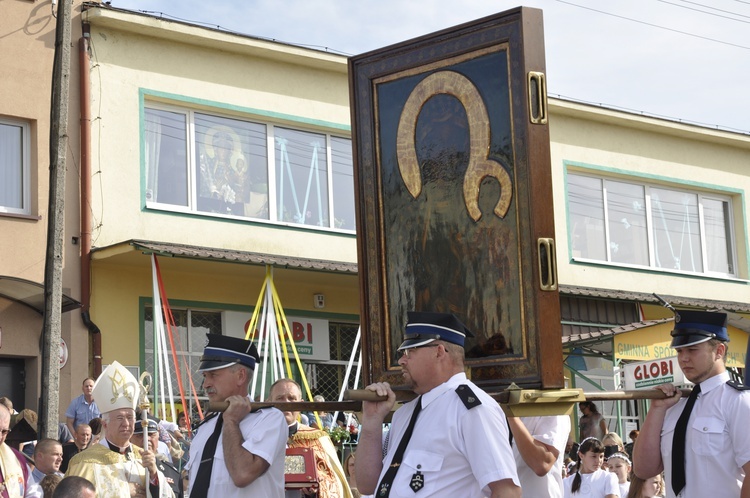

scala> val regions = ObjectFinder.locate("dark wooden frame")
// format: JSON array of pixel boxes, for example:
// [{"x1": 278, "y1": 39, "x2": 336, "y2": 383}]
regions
[{"x1": 349, "y1": 7, "x2": 563, "y2": 391}]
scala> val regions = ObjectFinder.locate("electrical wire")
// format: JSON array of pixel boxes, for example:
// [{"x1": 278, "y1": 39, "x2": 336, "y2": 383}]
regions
[
  {"x1": 555, "y1": 0, "x2": 750, "y2": 50},
  {"x1": 657, "y1": 0, "x2": 750, "y2": 22}
]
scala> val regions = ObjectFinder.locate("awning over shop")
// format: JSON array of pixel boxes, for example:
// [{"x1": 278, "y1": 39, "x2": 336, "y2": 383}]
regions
[
  {"x1": 0, "y1": 276, "x2": 82, "y2": 314},
  {"x1": 91, "y1": 239, "x2": 358, "y2": 274},
  {"x1": 560, "y1": 284, "x2": 750, "y2": 313},
  {"x1": 563, "y1": 316, "x2": 748, "y2": 368},
  {"x1": 614, "y1": 316, "x2": 748, "y2": 368}
]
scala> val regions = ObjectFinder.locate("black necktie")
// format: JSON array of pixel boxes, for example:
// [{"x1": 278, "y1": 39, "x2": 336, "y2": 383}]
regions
[
  {"x1": 671, "y1": 384, "x2": 701, "y2": 495},
  {"x1": 190, "y1": 413, "x2": 223, "y2": 498},
  {"x1": 377, "y1": 396, "x2": 422, "y2": 497},
  {"x1": 508, "y1": 419, "x2": 514, "y2": 446}
]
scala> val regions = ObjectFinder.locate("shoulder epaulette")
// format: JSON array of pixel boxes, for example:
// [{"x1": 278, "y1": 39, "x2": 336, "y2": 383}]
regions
[
  {"x1": 192, "y1": 411, "x2": 219, "y2": 432},
  {"x1": 727, "y1": 380, "x2": 750, "y2": 391},
  {"x1": 157, "y1": 459, "x2": 179, "y2": 474},
  {"x1": 456, "y1": 384, "x2": 482, "y2": 410}
]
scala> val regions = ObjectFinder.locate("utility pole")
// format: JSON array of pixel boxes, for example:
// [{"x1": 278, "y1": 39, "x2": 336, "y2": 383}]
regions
[{"x1": 40, "y1": 0, "x2": 73, "y2": 439}]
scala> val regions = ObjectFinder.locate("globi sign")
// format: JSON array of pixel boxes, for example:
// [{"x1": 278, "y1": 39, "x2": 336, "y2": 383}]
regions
[{"x1": 623, "y1": 357, "x2": 687, "y2": 390}]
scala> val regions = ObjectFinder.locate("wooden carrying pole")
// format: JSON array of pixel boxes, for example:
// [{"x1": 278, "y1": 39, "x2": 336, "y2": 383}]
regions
[
  {"x1": 582, "y1": 389, "x2": 691, "y2": 402},
  {"x1": 206, "y1": 387, "x2": 691, "y2": 413},
  {"x1": 342, "y1": 388, "x2": 692, "y2": 403},
  {"x1": 207, "y1": 400, "x2": 364, "y2": 413}
]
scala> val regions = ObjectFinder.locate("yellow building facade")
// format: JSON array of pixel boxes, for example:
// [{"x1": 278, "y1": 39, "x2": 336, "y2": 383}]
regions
[{"x1": 2, "y1": 3, "x2": 749, "y2": 423}]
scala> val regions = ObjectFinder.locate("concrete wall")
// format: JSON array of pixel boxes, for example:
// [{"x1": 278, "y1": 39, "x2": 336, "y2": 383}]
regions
[{"x1": 0, "y1": 0, "x2": 92, "y2": 416}]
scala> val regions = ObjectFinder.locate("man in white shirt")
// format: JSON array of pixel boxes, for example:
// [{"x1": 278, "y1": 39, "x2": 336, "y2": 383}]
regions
[
  {"x1": 633, "y1": 310, "x2": 750, "y2": 498},
  {"x1": 508, "y1": 415, "x2": 570, "y2": 498},
  {"x1": 356, "y1": 311, "x2": 520, "y2": 498},
  {"x1": 185, "y1": 334, "x2": 287, "y2": 498}
]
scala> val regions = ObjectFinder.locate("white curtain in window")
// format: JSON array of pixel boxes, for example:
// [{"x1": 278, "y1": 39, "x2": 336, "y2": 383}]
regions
[
  {"x1": 567, "y1": 174, "x2": 606, "y2": 260},
  {"x1": 606, "y1": 180, "x2": 648, "y2": 266},
  {"x1": 652, "y1": 189, "x2": 702, "y2": 272},
  {"x1": 0, "y1": 124, "x2": 23, "y2": 209},
  {"x1": 275, "y1": 127, "x2": 329, "y2": 227},
  {"x1": 144, "y1": 112, "x2": 162, "y2": 202},
  {"x1": 331, "y1": 136, "x2": 355, "y2": 230},
  {"x1": 703, "y1": 198, "x2": 732, "y2": 274}
]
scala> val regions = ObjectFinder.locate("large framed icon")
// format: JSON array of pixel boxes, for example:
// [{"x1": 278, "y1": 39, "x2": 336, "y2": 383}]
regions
[{"x1": 349, "y1": 7, "x2": 563, "y2": 391}]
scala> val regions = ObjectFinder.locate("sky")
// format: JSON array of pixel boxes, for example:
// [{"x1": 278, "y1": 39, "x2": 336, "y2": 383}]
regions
[{"x1": 112, "y1": 0, "x2": 750, "y2": 135}]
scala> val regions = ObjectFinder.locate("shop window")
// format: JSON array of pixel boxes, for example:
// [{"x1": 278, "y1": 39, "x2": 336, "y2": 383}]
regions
[
  {"x1": 144, "y1": 306, "x2": 361, "y2": 418},
  {"x1": 144, "y1": 307, "x2": 222, "y2": 418},
  {"x1": 307, "y1": 322, "x2": 360, "y2": 402}
]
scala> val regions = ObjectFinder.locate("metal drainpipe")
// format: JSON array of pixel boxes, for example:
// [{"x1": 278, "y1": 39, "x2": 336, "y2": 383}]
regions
[{"x1": 79, "y1": 24, "x2": 102, "y2": 377}]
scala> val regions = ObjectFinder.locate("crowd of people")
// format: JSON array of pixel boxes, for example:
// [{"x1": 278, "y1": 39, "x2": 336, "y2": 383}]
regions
[
  {"x1": 0, "y1": 309, "x2": 747, "y2": 497},
  {"x1": 561, "y1": 433, "x2": 663, "y2": 498},
  {"x1": 559, "y1": 310, "x2": 750, "y2": 498},
  {"x1": 0, "y1": 367, "x2": 188, "y2": 497},
  {"x1": 351, "y1": 310, "x2": 745, "y2": 498}
]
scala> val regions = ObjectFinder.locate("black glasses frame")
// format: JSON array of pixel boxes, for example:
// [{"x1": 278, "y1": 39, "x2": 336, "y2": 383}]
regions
[{"x1": 400, "y1": 344, "x2": 441, "y2": 358}]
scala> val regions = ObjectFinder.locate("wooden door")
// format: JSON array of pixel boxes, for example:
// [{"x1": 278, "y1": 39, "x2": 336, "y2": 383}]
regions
[{"x1": 349, "y1": 7, "x2": 562, "y2": 391}]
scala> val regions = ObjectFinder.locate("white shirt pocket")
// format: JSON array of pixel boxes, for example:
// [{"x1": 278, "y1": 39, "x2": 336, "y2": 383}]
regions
[
  {"x1": 401, "y1": 449, "x2": 445, "y2": 494},
  {"x1": 209, "y1": 447, "x2": 232, "y2": 486},
  {"x1": 660, "y1": 416, "x2": 677, "y2": 456},
  {"x1": 691, "y1": 416, "x2": 726, "y2": 456}
]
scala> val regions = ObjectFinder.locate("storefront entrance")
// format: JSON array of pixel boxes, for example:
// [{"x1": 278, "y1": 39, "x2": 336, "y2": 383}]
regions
[{"x1": 0, "y1": 357, "x2": 26, "y2": 410}]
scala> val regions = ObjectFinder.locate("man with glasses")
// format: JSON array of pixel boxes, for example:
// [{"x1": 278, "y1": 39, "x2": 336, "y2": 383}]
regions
[
  {"x1": 131, "y1": 419, "x2": 182, "y2": 498},
  {"x1": 355, "y1": 311, "x2": 520, "y2": 498},
  {"x1": 0, "y1": 403, "x2": 40, "y2": 497}
]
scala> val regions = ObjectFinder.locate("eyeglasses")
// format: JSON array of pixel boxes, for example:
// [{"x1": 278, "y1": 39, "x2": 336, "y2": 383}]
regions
[
  {"x1": 400, "y1": 344, "x2": 440, "y2": 358},
  {"x1": 0, "y1": 429, "x2": 10, "y2": 436}
]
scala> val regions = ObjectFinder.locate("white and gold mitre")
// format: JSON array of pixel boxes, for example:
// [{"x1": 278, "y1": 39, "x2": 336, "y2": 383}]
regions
[{"x1": 92, "y1": 361, "x2": 140, "y2": 413}]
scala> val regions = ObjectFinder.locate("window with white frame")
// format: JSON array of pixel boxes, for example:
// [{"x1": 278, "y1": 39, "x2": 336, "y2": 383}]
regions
[
  {"x1": 144, "y1": 104, "x2": 356, "y2": 231},
  {"x1": 143, "y1": 306, "x2": 361, "y2": 422},
  {"x1": 567, "y1": 172, "x2": 736, "y2": 277},
  {"x1": 308, "y1": 321, "x2": 360, "y2": 401},
  {"x1": 0, "y1": 118, "x2": 30, "y2": 215},
  {"x1": 144, "y1": 306, "x2": 221, "y2": 417}
]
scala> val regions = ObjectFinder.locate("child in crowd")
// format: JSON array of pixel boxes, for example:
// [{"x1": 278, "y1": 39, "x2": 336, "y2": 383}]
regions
[
  {"x1": 627, "y1": 473, "x2": 664, "y2": 498},
  {"x1": 606, "y1": 452, "x2": 632, "y2": 498},
  {"x1": 563, "y1": 437, "x2": 619, "y2": 498},
  {"x1": 343, "y1": 451, "x2": 362, "y2": 498},
  {"x1": 601, "y1": 432, "x2": 625, "y2": 470}
]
